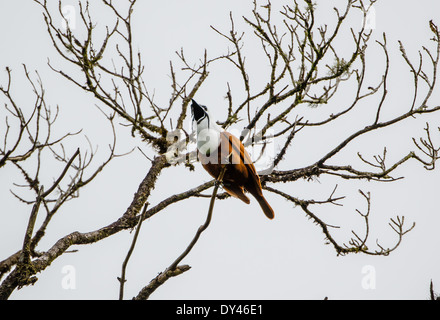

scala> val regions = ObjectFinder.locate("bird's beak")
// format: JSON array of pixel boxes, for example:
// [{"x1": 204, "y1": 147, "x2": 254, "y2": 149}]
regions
[{"x1": 191, "y1": 99, "x2": 205, "y2": 123}]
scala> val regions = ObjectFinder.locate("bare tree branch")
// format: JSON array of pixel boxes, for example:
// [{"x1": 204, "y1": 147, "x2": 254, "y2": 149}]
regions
[{"x1": 1, "y1": 0, "x2": 439, "y2": 300}]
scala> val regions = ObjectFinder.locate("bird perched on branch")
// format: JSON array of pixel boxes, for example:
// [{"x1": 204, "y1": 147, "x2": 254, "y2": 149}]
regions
[{"x1": 191, "y1": 99, "x2": 274, "y2": 219}]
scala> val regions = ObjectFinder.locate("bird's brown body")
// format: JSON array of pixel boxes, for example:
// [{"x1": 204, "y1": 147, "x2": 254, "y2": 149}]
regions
[{"x1": 198, "y1": 131, "x2": 274, "y2": 219}]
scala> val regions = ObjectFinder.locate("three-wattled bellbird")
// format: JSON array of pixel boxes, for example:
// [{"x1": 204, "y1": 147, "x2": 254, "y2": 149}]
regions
[{"x1": 191, "y1": 99, "x2": 274, "y2": 219}]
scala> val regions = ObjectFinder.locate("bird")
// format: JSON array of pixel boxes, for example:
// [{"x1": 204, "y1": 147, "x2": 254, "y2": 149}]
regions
[{"x1": 191, "y1": 99, "x2": 274, "y2": 219}]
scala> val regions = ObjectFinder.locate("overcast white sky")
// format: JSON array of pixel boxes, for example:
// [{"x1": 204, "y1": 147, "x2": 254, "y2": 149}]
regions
[{"x1": 1, "y1": 0, "x2": 440, "y2": 300}]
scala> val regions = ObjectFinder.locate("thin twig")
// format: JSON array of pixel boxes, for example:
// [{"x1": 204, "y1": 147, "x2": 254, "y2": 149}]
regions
[
  {"x1": 168, "y1": 164, "x2": 228, "y2": 271},
  {"x1": 133, "y1": 265, "x2": 191, "y2": 300},
  {"x1": 118, "y1": 203, "x2": 149, "y2": 300},
  {"x1": 19, "y1": 187, "x2": 44, "y2": 266},
  {"x1": 133, "y1": 164, "x2": 228, "y2": 300}
]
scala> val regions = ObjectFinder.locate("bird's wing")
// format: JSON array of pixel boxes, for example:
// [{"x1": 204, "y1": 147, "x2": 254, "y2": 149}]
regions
[{"x1": 221, "y1": 131, "x2": 260, "y2": 180}]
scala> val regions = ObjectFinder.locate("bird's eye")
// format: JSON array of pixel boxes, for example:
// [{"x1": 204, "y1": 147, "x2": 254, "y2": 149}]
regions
[{"x1": 201, "y1": 105, "x2": 208, "y2": 111}]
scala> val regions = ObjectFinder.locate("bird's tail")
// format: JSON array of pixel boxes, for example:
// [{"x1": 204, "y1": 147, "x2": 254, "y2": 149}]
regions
[{"x1": 256, "y1": 195, "x2": 275, "y2": 220}]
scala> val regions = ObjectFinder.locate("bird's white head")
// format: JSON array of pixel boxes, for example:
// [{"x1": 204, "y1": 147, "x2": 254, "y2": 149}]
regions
[{"x1": 191, "y1": 99, "x2": 222, "y2": 155}]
